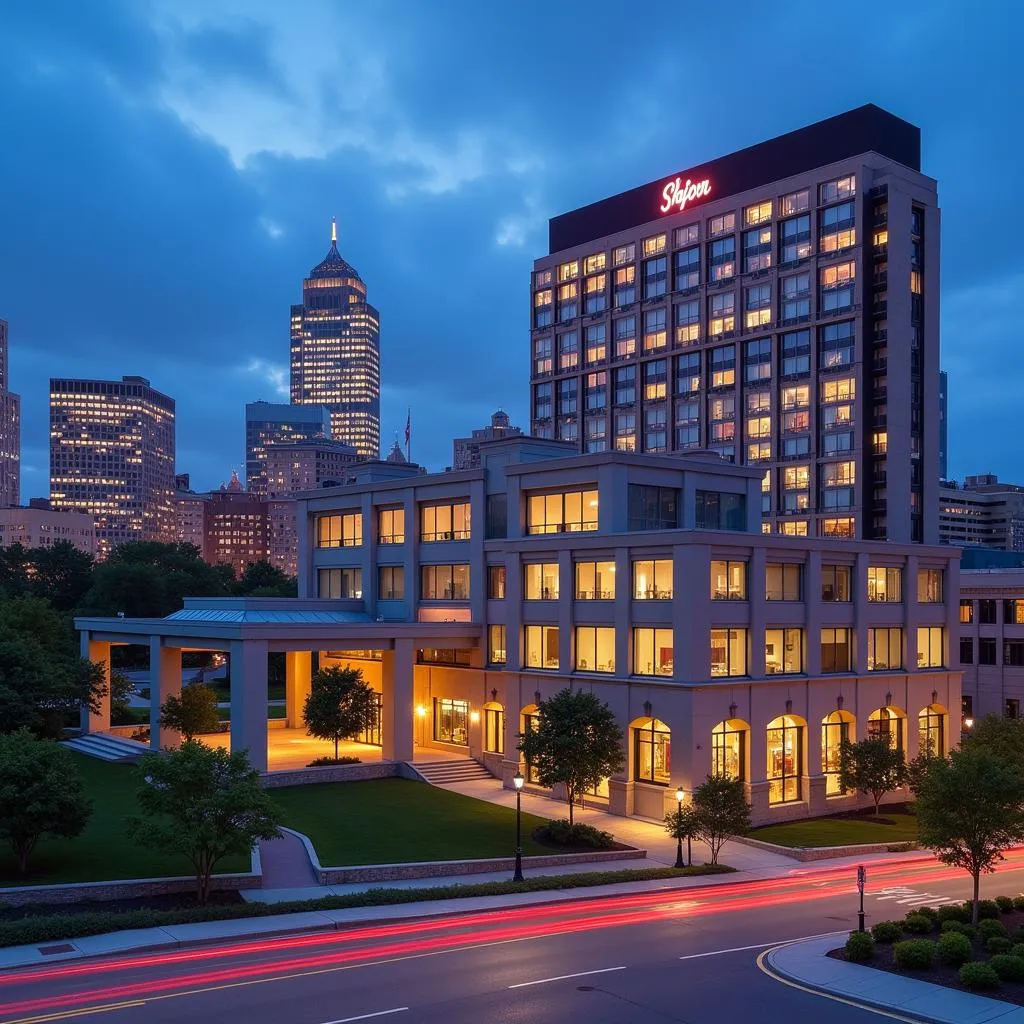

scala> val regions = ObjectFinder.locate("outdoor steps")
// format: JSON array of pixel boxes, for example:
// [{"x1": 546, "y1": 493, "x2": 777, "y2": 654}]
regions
[
  {"x1": 414, "y1": 758, "x2": 495, "y2": 785},
  {"x1": 61, "y1": 732, "x2": 150, "y2": 763}
]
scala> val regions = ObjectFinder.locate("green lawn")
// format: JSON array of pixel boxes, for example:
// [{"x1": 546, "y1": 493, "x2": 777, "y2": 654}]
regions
[
  {"x1": 273, "y1": 778, "x2": 553, "y2": 865},
  {"x1": 751, "y1": 810, "x2": 918, "y2": 848},
  {"x1": 0, "y1": 754, "x2": 249, "y2": 887}
]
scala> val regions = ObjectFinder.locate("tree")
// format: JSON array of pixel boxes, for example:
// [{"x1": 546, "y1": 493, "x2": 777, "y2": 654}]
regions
[
  {"x1": 664, "y1": 802, "x2": 701, "y2": 867},
  {"x1": 235, "y1": 561, "x2": 297, "y2": 598},
  {"x1": 914, "y1": 746, "x2": 1024, "y2": 924},
  {"x1": 691, "y1": 775, "x2": 751, "y2": 866},
  {"x1": 109, "y1": 670, "x2": 134, "y2": 723},
  {"x1": 302, "y1": 667, "x2": 379, "y2": 761},
  {"x1": 838, "y1": 737, "x2": 907, "y2": 815},
  {"x1": 159, "y1": 684, "x2": 221, "y2": 742},
  {"x1": 0, "y1": 729, "x2": 92, "y2": 873},
  {"x1": 517, "y1": 688, "x2": 624, "y2": 825},
  {"x1": 962, "y1": 715, "x2": 1024, "y2": 782},
  {"x1": 129, "y1": 741, "x2": 282, "y2": 903},
  {"x1": 28, "y1": 541, "x2": 95, "y2": 611}
]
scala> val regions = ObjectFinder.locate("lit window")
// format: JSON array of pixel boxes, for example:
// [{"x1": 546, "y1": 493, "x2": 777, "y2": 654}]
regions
[
  {"x1": 316, "y1": 512, "x2": 362, "y2": 548},
  {"x1": 583, "y1": 253, "x2": 606, "y2": 274},
  {"x1": 575, "y1": 626, "x2": 616, "y2": 673},
  {"x1": 766, "y1": 563, "x2": 802, "y2": 601},
  {"x1": 524, "y1": 625, "x2": 559, "y2": 670},
  {"x1": 710, "y1": 560, "x2": 746, "y2": 599},
  {"x1": 917, "y1": 569, "x2": 943, "y2": 603},
  {"x1": 708, "y1": 212, "x2": 736, "y2": 237},
  {"x1": 524, "y1": 562, "x2": 559, "y2": 600},
  {"x1": 642, "y1": 234, "x2": 666, "y2": 257},
  {"x1": 633, "y1": 559, "x2": 672, "y2": 599},
  {"x1": 917, "y1": 627, "x2": 944, "y2": 669},
  {"x1": 712, "y1": 719, "x2": 747, "y2": 780},
  {"x1": 634, "y1": 718, "x2": 671, "y2": 785},
  {"x1": 867, "y1": 628, "x2": 903, "y2": 671},
  {"x1": 420, "y1": 564, "x2": 470, "y2": 600},
  {"x1": 613, "y1": 243, "x2": 635, "y2": 266},
  {"x1": 766, "y1": 715, "x2": 803, "y2": 804},
  {"x1": 822, "y1": 711, "x2": 854, "y2": 795},
  {"x1": 765, "y1": 628, "x2": 803, "y2": 674},
  {"x1": 527, "y1": 489, "x2": 598, "y2": 534},
  {"x1": 634, "y1": 627, "x2": 673, "y2": 677},
  {"x1": 821, "y1": 627, "x2": 852, "y2": 672},
  {"x1": 575, "y1": 560, "x2": 616, "y2": 600},
  {"x1": 558, "y1": 260, "x2": 579, "y2": 282},
  {"x1": 744, "y1": 200, "x2": 772, "y2": 226},
  {"x1": 420, "y1": 502, "x2": 471, "y2": 542},
  {"x1": 867, "y1": 567, "x2": 902, "y2": 602},
  {"x1": 377, "y1": 508, "x2": 405, "y2": 544},
  {"x1": 711, "y1": 628, "x2": 747, "y2": 677}
]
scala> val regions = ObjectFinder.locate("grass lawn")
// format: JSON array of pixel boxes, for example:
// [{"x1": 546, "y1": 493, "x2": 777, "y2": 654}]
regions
[
  {"x1": 0, "y1": 754, "x2": 249, "y2": 887},
  {"x1": 751, "y1": 809, "x2": 918, "y2": 848},
  {"x1": 273, "y1": 778, "x2": 554, "y2": 865}
]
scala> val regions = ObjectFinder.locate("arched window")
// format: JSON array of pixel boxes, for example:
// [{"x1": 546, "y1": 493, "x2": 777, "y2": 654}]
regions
[
  {"x1": 868, "y1": 706, "x2": 906, "y2": 753},
  {"x1": 712, "y1": 719, "x2": 748, "y2": 781},
  {"x1": 918, "y1": 704, "x2": 946, "y2": 758},
  {"x1": 821, "y1": 710, "x2": 855, "y2": 796},
  {"x1": 632, "y1": 717, "x2": 671, "y2": 786},
  {"x1": 483, "y1": 701, "x2": 504, "y2": 755},
  {"x1": 521, "y1": 704, "x2": 541, "y2": 783},
  {"x1": 767, "y1": 715, "x2": 805, "y2": 805}
]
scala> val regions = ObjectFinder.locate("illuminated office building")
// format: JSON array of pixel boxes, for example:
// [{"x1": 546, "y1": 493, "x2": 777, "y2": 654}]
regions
[
  {"x1": 530, "y1": 105, "x2": 940, "y2": 543},
  {"x1": 290, "y1": 222, "x2": 380, "y2": 458},
  {"x1": 0, "y1": 320, "x2": 21, "y2": 507},
  {"x1": 49, "y1": 375, "x2": 175, "y2": 557},
  {"x1": 244, "y1": 401, "x2": 332, "y2": 494}
]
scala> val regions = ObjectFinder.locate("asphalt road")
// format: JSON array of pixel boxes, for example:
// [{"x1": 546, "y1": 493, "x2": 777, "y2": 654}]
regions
[{"x1": 5, "y1": 851, "x2": 1024, "y2": 1024}]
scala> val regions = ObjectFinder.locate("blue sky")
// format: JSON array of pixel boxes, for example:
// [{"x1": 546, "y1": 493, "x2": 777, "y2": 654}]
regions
[{"x1": 1, "y1": 0, "x2": 1020, "y2": 494}]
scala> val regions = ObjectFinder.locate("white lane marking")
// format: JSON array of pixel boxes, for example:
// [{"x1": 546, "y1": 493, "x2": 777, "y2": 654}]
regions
[
  {"x1": 321, "y1": 1010, "x2": 409, "y2": 1023},
  {"x1": 508, "y1": 966, "x2": 626, "y2": 989},
  {"x1": 678, "y1": 930, "x2": 846, "y2": 961}
]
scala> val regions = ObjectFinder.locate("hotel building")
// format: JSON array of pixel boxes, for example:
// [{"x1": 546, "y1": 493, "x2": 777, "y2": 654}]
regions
[
  {"x1": 244, "y1": 401, "x2": 332, "y2": 495},
  {"x1": 50, "y1": 375, "x2": 175, "y2": 557},
  {"x1": 0, "y1": 320, "x2": 21, "y2": 508},
  {"x1": 529, "y1": 105, "x2": 940, "y2": 544},
  {"x1": 290, "y1": 222, "x2": 381, "y2": 458}
]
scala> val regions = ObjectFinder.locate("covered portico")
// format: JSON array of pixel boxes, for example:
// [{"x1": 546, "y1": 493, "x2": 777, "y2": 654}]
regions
[{"x1": 75, "y1": 598, "x2": 482, "y2": 772}]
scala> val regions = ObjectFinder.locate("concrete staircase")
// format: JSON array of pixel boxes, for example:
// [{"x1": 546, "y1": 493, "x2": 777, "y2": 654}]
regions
[
  {"x1": 62, "y1": 733, "x2": 151, "y2": 763},
  {"x1": 413, "y1": 758, "x2": 495, "y2": 785}
]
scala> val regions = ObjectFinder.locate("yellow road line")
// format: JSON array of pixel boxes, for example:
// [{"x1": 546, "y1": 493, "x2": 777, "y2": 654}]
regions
[{"x1": 1, "y1": 1001, "x2": 145, "y2": 1024}]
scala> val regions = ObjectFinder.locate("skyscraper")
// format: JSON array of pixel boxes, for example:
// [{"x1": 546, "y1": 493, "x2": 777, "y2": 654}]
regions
[
  {"x1": 0, "y1": 320, "x2": 21, "y2": 507},
  {"x1": 244, "y1": 401, "x2": 332, "y2": 494},
  {"x1": 939, "y1": 369, "x2": 948, "y2": 480},
  {"x1": 49, "y1": 375, "x2": 175, "y2": 557},
  {"x1": 290, "y1": 221, "x2": 380, "y2": 458}
]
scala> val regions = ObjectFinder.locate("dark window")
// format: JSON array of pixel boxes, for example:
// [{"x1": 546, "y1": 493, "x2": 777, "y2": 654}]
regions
[
  {"x1": 1005, "y1": 641, "x2": 1024, "y2": 667},
  {"x1": 488, "y1": 565, "x2": 506, "y2": 599},
  {"x1": 419, "y1": 648, "x2": 472, "y2": 667},
  {"x1": 959, "y1": 637, "x2": 973, "y2": 664},
  {"x1": 377, "y1": 566, "x2": 404, "y2": 601},
  {"x1": 980, "y1": 600, "x2": 997, "y2": 624},
  {"x1": 962, "y1": 694, "x2": 973, "y2": 721},
  {"x1": 696, "y1": 490, "x2": 746, "y2": 531},
  {"x1": 486, "y1": 494, "x2": 507, "y2": 539},
  {"x1": 1006, "y1": 699, "x2": 1020, "y2": 721},
  {"x1": 979, "y1": 638, "x2": 997, "y2": 665},
  {"x1": 628, "y1": 485, "x2": 679, "y2": 531}
]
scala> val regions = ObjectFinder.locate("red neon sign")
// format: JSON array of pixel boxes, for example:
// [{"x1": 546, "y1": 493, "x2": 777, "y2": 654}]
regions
[{"x1": 659, "y1": 176, "x2": 712, "y2": 215}]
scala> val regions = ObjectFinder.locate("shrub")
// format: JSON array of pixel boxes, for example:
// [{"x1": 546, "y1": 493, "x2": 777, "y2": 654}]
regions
[
  {"x1": 937, "y1": 905, "x2": 970, "y2": 924},
  {"x1": 978, "y1": 899, "x2": 1000, "y2": 920},
  {"x1": 1013, "y1": 925, "x2": 1024, "y2": 944},
  {"x1": 941, "y1": 920, "x2": 976, "y2": 938},
  {"x1": 306, "y1": 756, "x2": 361, "y2": 767},
  {"x1": 1013, "y1": 896, "x2": 1024, "y2": 912},
  {"x1": 893, "y1": 939, "x2": 935, "y2": 970},
  {"x1": 537, "y1": 819, "x2": 615, "y2": 850},
  {"x1": 1012, "y1": 943, "x2": 1024, "y2": 960},
  {"x1": 991, "y1": 954, "x2": 1024, "y2": 982},
  {"x1": 871, "y1": 921, "x2": 903, "y2": 943},
  {"x1": 936, "y1": 930, "x2": 973, "y2": 966},
  {"x1": 996, "y1": 895, "x2": 1015, "y2": 913},
  {"x1": 987, "y1": 936, "x2": 1013, "y2": 955},
  {"x1": 978, "y1": 918, "x2": 1008, "y2": 940},
  {"x1": 903, "y1": 913, "x2": 933, "y2": 934},
  {"x1": 844, "y1": 931, "x2": 875, "y2": 962},
  {"x1": 914, "y1": 906, "x2": 939, "y2": 922},
  {"x1": 960, "y1": 962, "x2": 1001, "y2": 990}
]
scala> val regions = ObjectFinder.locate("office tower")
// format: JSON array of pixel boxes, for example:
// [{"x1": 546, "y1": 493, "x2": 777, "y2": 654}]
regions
[
  {"x1": 49, "y1": 375, "x2": 175, "y2": 557},
  {"x1": 939, "y1": 369, "x2": 948, "y2": 480},
  {"x1": 452, "y1": 410, "x2": 523, "y2": 470},
  {"x1": 939, "y1": 474, "x2": 1024, "y2": 551},
  {"x1": 245, "y1": 401, "x2": 332, "y2": 494},
  {"x1": 290, "y1": 221, "x2": 380, "y2": 458},
  {"x1": 530, "y1": 105, "x2": 940, "y2": 543},
  {"x1": 0, "y1": 320, "x2": 21, "y2": 507}
]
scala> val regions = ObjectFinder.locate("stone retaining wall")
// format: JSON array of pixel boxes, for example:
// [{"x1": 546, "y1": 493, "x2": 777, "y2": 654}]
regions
[
  {"x1": 733, "y1": 834, "x2": 919, "y2": 862},
  {"x1": 260, "y1": 762, "x2": 422, "y2": 788}
]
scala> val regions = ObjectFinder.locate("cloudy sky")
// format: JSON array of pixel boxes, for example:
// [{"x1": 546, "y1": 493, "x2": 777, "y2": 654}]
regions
[{"x1": 1, "y1": 0, "x2": 1020, "y2": 494}]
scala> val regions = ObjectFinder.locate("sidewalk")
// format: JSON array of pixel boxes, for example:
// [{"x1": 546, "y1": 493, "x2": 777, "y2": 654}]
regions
[{"x1": 765, "y1": 934, "x2": 1024, "y2": 1024}]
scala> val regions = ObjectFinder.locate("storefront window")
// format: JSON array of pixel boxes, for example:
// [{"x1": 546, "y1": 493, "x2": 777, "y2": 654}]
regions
[
  {"x1": 712, "y1": 719, "x2": 747, "y2": 780},
  {"x1": 522, "y1": 712, "x2": 541, "y2": 783},
  {"x1": 766, "y1": 715, "x2": 803, "y2": 804},
  {"x1": 434, "y1": 698, "x2": 469, "y2": 745},
  {"x1": 918, "y1": 704, "x2": 946, "y2": 758},
  {"x1": 868, "y1": 706, "x2": 905, "y2": 752},
  {"x1": 821, "y1": 710, "x2": 854, "y2": 795},
  {"x1": 484, "y1": 705, "x2": 504, "y2": 754},
  {"x1": 634, "y1": 718, "x2": 671, "y2": 785}
]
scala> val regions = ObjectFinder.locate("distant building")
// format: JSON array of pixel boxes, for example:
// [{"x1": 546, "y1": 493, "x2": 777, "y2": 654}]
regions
[
  {"x1": 939, "y1": 475, "x2": 1024, "y2": 551},
  {"x1": 0, "y1": 499, "x2": 95, "y2": 555},
  {"x1": 244, "y1": 401, "x2": 332, "y2": 494},
  {"x1": 172, "y1": 474, "x2": 208, "y2": 553},
  {"x1": 49, "y1": 375, "x2": 175, "y2": 557},
  {"x1": 0, "y1": 320, "x2": 21, "y2": 507},
  {"x1": 452, "y1": 410, "x2": 523, "y2": 471},
  {"x1": 938, "y1": 370, "x2": 948, "y2": 481},
  {"x1": 204, "y1": 471, "x2": 270, "y2": 578}
]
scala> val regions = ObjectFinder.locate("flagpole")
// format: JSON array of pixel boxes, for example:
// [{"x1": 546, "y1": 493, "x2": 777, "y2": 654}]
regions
[{"x1": 405, "y1": 408, "x2": 411, "y2": 463}]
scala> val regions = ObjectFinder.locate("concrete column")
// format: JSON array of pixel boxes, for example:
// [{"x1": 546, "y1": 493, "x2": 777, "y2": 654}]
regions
[
  {"x1": 381, "y1": 638, "x2": 415, "y2": 761},
  {"x1": 148, "y1": 638, "x2": 182, "y2": 750},
  {"x1": 285, "y1": 651, "x2": 312, "y2": 729},
  {"x1": 80, "y1": 635, "x2": 111, "y2": 735},
  {"x1": 230, "y1": 639, "x2": 269, "y2": 772}
]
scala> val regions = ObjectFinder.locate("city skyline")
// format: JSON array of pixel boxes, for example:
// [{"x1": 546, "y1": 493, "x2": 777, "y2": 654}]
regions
[{"x1": 0, "y1": 1, "x2": 1021, "y2": 498}]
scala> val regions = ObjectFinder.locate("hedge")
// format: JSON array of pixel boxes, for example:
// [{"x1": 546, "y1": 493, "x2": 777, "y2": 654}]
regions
[
  {"x1": 893, "y1": 939, "x2": 935, "y2": 970},
  {"x1": 936, "y1": 930, "x2": 972, "y2": 966},
  {"x1": 960, "y1": 962, "x2": 1000, "y2": 990},
  {"x1": 844, "y1": 931, "x2": 875, "y2": 962}
]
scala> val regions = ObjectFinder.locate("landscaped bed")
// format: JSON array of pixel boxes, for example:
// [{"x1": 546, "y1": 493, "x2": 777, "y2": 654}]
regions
[
  {"x1": 833, "y1": 897, "x2": 1024, "y2": 1005},
  {"x1": 751, "y1": 807, "x2": 918, "y2": 848}
]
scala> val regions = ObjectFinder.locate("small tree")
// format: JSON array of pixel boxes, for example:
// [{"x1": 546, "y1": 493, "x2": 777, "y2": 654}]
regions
[
  {"x1": 963, "y1": 715, "x2": 1024, "y2": 781},
  {"x1": 664, "y1": 802, "x2": 701, "y2": 867},
  {"x1": 129, "y1": 741, "x2": 282, "y2": 903},
  {"x1": 691, "y1": 775, "x2": 750, "y2": 866},
  {"x1": 914, "y1": 746, "x2": 1024, "y2": 924},
  {"x1": 302, "y1": 667, "x2": 379, "y2": 761},
  {"x1": 159, "y1": 684, "x2": 221, "y2": 742},
  {"x1": 839, "y1": 737, "x2": 907, "y2": 815},
  {"x1": 518, "y1": 688, "x2": 624, "y2": 825},
  {"x1": 0, "y1": 729, "x2": 92, "y2": 873}
]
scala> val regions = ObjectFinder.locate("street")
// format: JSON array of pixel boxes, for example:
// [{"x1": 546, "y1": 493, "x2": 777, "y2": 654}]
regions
[{"x1": 5, "y1": 851, "x2": 1024, "y2": 1024}]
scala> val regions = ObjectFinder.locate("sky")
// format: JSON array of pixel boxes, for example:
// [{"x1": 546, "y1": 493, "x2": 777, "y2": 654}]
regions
[{"x1": 0, "y1": 0, "x2": 1021, "y2": 495}]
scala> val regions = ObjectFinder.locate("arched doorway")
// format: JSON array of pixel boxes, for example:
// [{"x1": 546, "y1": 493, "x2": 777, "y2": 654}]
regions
[{"x1": 711, "y1": 719, "x2": 749, "y2": 781}]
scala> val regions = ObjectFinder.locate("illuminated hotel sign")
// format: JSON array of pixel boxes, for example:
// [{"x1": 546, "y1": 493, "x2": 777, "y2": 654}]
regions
[{"x1": 659, "y1": 176, "x2": 712, "y2": 215}]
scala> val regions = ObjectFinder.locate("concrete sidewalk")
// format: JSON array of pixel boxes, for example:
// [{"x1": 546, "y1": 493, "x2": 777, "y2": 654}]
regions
[{"x1": 765, "y1": 933, "x2": 1024, "y2": 1024}]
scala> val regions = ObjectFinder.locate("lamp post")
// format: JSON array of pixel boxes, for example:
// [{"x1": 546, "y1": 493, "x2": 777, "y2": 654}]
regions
[
  {"x1": 674, "y1": 786, "x2": 685, "y2": 869},
  {"x1": 513, "y1": 771, "x2": 525, "y2": 882}
]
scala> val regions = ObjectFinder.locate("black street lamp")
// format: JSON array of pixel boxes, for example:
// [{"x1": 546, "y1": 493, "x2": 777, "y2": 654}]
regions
[
  {"x1": 674, "y1": 786, "x2": 685, "y2": 869},
  {"x1": 513, "y1": 770, "x2": 525, "y2": 882}
]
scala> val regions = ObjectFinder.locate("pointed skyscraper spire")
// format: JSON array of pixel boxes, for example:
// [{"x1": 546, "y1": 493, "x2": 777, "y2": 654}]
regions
[{"x1": 331, "y1": 217, "x2": 338, "y2": 245}]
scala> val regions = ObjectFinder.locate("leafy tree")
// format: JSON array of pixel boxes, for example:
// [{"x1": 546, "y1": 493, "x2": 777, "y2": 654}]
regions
[
  {"x1": 914, "y1": 746, "x2": 1024, "y2": 924},
  {"x1": 664, "y1": 802, "x2": 701, "y2": 867},
  {"x1": 963, "y1": 715, "x2": 1024, "y2": 782},
  {"x1": 129, "y1": 741, "x2": 282, "y2": 903},
  {"x1": 0, "y1": 544, "x2": 30, "y2": 599},
  {"x1": 0, "y1": 729, "x2": 92, "y2": 873},
  {"x1": 235, "y1": 561, "x2": 297, "y2": 597},
  {"x1": 839, "y1": 737, "x2": 907, "y2": 815},
  {"x1": 518, "y1": 688, "x2": 624, "y2": 825},
  {"x1": 109, "y1": 669, "x2": 134, "y2": 722},
  {"x1": 302, "y1": 667, "x2": 379, "y2": 760},
  {"x1": 691, "y1": 775, "x2": 751, "y2": 865},
  {"x1": 28, "y1": 541, "x2": 95, "y2": 611},
  {"x1": 159, "y1": 684, "x2": 221, "y2": 742}
]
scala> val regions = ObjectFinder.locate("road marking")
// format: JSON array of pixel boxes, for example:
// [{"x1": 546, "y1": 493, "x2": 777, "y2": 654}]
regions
[
  {"x1": 678, "y1": 930, "x2": 851, "y2": 961},
  {"x1": 0, "y1": 1002, "x2": 146, "y2": 1024},
  {"x1": 321, "y1": 1011, "x2": 408, "y2": 1024},
  {"x1": 508, "y1": 966, "x2": 626, "y2": 989}
]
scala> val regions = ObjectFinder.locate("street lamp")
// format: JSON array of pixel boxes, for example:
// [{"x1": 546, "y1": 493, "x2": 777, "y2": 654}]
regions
[
  {"x1": 674, "y1": 786, "x2": 685, "y2": 869},
  {"x1": 513, "y1": 771, "x2": 525, "y2": 882}
]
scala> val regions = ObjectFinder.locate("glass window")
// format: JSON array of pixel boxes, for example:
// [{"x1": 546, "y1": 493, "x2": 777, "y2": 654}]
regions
[
  {"x1": 745, "y1": 338, "x2": 772, "y2": 383},
  {"x1": 917, "y1": 627, "x2": 944, "y2": 668},
  {"x1": 488, "y1": 565, "x2": 506, "y2": 599},
  {"x1": 819, "y1": 260, "x2": 856, "y2": 312},
  {"x1": 819, "y1": 202, "x2": 857, "y2": 253},
  {"x1": 708, "y1": 212, "x2": 735, "y2": 237},
  {"x1": 628, "y1": 485, "x2": 678, "y2": 530},
  {"x1": 868, "y1": 706, "x2": 904, "y2": 751},
  {"x1": 534, "y1": 381, "x2": 553, "y2": 422},
  {"x1": 585, "y1": 323, "x2": 606, "y2": 365},
  {"x1": 575, "y1": 560, "x2": 615, "y2": 600},
  {"x1": 711, "y1": 628, "x2": 747, "y2": 677},
  {"x1": 484, "y1": 705, "x2": 504, "y2": 752},
  {"x1": 317, "y1": 567, "x2": 362, "y2": 599},
  {"x1": 918, "y1": 705, "x2": 945, "y2": 758},
  {"x1": 613, "y1": 243, "x2": 635, "y2": 266},
  {"x1": 821, "y1": 565, "x2": 851, "y2": 601},
  {"x1": 820, "y1": 320, "x2": 854, "y2": 369},
  {"x1": 613, "y1": 365, "x2": 636, "y2": 406},
  {"x1": 710, "y1": 560, "x2": 746, "y2": 600},
  {"x1": 712, "y1": 720, "x2": 746, "y2": 780},
  {"x1": 676, "y1": 352, "x2": 701, "y2": 395},
  {"x1": 575, "y1": 626, "x2": 616, "y2": 673},
  {"x1": 524, "y1": 625, "x2": 560, "y2": 670},
  {"x1": 434, "y1": 698, "x2": 469, "y2": 745},
  {"x1": 744, "y1": 284, "x2": 772, "y2": 329},
  {"x1": 780, "y1": 271, "x2": 811, "y2": 324},
  {"x1": 644, "y1": 256, "x2": 668, "y2": 299},
  {"x1": 674, "y1": 224, "x2": 699, "y2": 247},
  {"x1": 634, "y1": 628, "x2": 673, "y2": 677},
  {"x1": 316, "y1": 512, "x2": 363, "y2": 548},
  {"x1": 643, "y1": 233, "x2": 666, "y2": 257},
  {"x1": 780, "y1": 189, "x2": 809, "y2": 216},
  {"x1": 420, "y1": 564, "x2": 470, "y2": 600},
  {"x1": 524, "y1": 562, "x2": 559, "y2": 601},
  {"x1": 633, "y1": 559, "x2": 673, "y2": 599},
  {"x1": 780, "y1": 214, "x2": 811, "y2": 263},
  {"x1": 674, "y1": 298, "x2": 700, "y2": 346},
  {"x1": 960, "y1": 637, "x2": 973, "y2": 664},
  {"x1": 613, "y1": 264, "x2": 636, "y2": 307},
  {"x1": 867, "y1": 627, "x2": 903, "y2": 671},
  {"x1": 674, "y1": 247, "x2": 701, "y2": 292},
  {"x1": 744, "y1": 200, "x2": 772, "y2": 226},
  {"x1": 917, "y1": 569, "x2": 943, "y2": 603},
  {"x1": 527, "y1": 489, "x2": 598, "y2": 534},
  {"x1": 709, "y1": 292, "x2": 735, "y2": 336},
  {"x1": 377, "y1": 508, "x2": 405, "y2": 545},
  {"x1": 420, "y1": 502, "x2": 471, "y2": 542},
  {"x1": 766, "y1": 715, "x2": 803, "y2": 804},
  {"x1": 584, "y1": 274, "x2": 607, "y2": 315},
  {"x1": 867, "y1": 567, "x2": 902, "y2": 602},
  {"x1": 765, "y1": 628, "x2": 803, "y2": 674},
  {"x1": 557, "y1": 281, "x2": 578, "y2": 322},
  {"x1": 643, "y1": 357, "x2": 668, "y2": 399},
  {"x1": 488, "y1": 625, "x2": 506, "y2": 664},
  {"x1": 378, "y1": 565, "x2": 404, "y2": 600},
  {"x1": 1005, "y1": 599, "x2": 1024, "y2": 624},
  {"x1": 980, "y1": 637, "x2": 997, "y2": 664},
  {"x1": 819, "y1": 175, "x2": 856, "y2": 205},
  {"x1": 780, "y1": 329, "x2": 810, "y2": 377},
  {"x1": 766, "y1": 563, "x2": 802, "y2": 601},
  {"x1": 822, "y1": 711, "x2": 854, "y2": 795},
  {"x1": 634, "y1": 719, "x2": 671, "y2": 785},
  {"x1": 614, "y1": 315, "x2": 636, "y2": 358},
  {"x1": 584, "y1": 253, "x2": 606, "y2": 274},
  {"x1": 534, "y1": 289, "x2": 553, "y2": 328},
  {"x1": 980, "y1": 599, "x2": 997, "y2": 624},
  {"x1": 696, "y1": 490, "x2": 746, "y2": 531},
  {"x1": 558, "y1": 331, "x2": 579, "y2": 371},
  {"x1": 820, "y1": 627, "x2": 852, "y2": 673}
]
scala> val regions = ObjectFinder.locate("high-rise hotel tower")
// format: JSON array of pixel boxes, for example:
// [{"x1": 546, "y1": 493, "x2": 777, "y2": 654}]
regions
[
  {"x1": 290, "y1": 221, "x2": 381, "y2": 459},
  {"x1": 530, "y1": 105, "x2": 939, "y2": 543}
]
